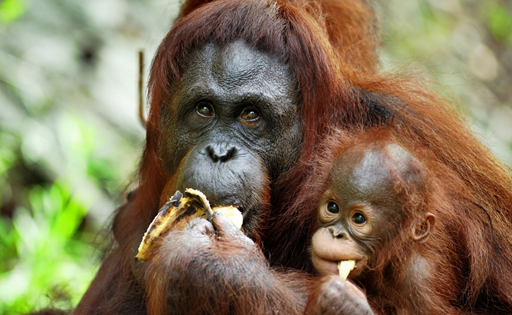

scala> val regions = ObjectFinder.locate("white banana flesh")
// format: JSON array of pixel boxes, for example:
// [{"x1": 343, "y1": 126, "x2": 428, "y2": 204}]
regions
[
  {"x1": 213, "y1": 205, "x2": 243, "y2": 229},
  {"x1": 337, "y1": 260, "x2": 356, "y2": 280}
]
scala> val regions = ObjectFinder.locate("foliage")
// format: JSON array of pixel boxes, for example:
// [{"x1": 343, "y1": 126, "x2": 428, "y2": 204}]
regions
[
  {"x1": 482, "y1": 2, "x2": 512, "y2": 44},
  {"x1": 0, "y1": 0, "x2": 179, "y2": 312},
  {"x1": 0, "y1": 0, "x2": 25, "y2": 24},
  {"x1": 0, "y1": 181, "x2": 98, "y2": 313}
]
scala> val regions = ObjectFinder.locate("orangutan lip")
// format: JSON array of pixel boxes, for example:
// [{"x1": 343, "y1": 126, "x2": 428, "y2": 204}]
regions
[{"x1": 339, "y1": 259, "x2": 358, "y2": 266}]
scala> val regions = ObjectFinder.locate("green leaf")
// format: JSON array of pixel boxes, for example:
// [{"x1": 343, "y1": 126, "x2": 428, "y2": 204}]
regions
[
  {"x1": 0, "y1": 0, "x2": 25, "y2": 24},
  {"x1": 483, "y1": 2, "x2": 512, "y2": 44}
]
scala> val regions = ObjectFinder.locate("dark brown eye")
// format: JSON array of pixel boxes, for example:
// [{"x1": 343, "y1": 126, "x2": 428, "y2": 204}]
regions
[
  {"x1": 196, "y1": 102, "x2": 214, "y2": 118},
  {"x1": 326, "y1": 202, "x2": 339, "y2": 214},
  {"x1": 351, "y1": 212, "x2": 366, "y2": 225},
  {"x1": 240, "y1": 107, "x2": 260, "y2": 122}
]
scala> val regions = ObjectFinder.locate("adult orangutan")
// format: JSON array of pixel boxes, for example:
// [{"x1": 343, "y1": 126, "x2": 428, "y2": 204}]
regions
[
  {"x1": 303, "y1": 128, "x2": 512, "y2": 314},
  {"x1": 33, "y1": 0, "x2": 511, "y2": 313},
  {"x1": 71, "y1": 0, "x2": 386, "y2": 314}
]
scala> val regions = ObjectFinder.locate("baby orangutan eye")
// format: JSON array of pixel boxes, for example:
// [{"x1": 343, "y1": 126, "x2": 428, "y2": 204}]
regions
[
  {"x1": 351, "y1": 212, "x2": 367, "y2": 225},
  {"x1": 327, "y1": 201, "x2": 340, "y2": 214}
]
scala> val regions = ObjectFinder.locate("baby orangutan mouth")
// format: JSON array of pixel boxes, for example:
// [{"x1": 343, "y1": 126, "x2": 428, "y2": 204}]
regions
[{"x1": 338, "y1": 260, "x2": 356, "y2": 280}]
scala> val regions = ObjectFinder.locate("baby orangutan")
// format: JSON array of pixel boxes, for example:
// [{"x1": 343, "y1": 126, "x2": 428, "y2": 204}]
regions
[
  {"x1": 305, "y1": 129, "x2": 464, "y2": 315},
  {"x1": 311, "y1": 141, "x2": 435, "y2": 274}
]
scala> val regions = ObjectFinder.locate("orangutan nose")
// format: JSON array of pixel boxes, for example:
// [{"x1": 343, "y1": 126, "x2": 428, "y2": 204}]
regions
[
  {"x1": 206, "y1": 143, "x2": 237, "y2": 163},
  {"x1": 328, "y1": 225, "x2": 348, "y2": 239}
]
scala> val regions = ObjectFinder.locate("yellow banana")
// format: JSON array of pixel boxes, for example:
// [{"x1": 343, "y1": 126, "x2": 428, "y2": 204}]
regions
[
  {"x1": 338, "y1": 260, "x2": 356, "y2": 280},
  {"x1": 135, "y1": 188, "x2": 242, "y2": 262}
]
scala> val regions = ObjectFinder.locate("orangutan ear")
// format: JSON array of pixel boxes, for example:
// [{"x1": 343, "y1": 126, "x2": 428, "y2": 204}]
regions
[{"x1": 411, "y1": 212, "x2": 436, "y2": 243}]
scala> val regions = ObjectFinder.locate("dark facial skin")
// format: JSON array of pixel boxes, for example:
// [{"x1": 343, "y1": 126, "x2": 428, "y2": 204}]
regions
[
  {"x1": 311, "y1": 144, "x2": 433, "y2": 279},
  {"x1": 129, "y1": 40, "x2": 307, "y2": 314},
  {"x1": 158, "y1": 40, "x2": 302, "y2": 231}
]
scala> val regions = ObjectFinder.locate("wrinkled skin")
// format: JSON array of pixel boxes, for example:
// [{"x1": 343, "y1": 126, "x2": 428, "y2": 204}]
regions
[
  {"x1": 312, "y1": 144, "x2": 414, "y2": 278},
  {"x1": 158, "y1": 40, "x2": 302, "y2": 232},
  {"x1": 135, "y1": 40, "x2": 309, "y2": 314}
]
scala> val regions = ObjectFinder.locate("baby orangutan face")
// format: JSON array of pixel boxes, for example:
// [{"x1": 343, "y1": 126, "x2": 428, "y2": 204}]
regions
[{"x1": 311, "y1": 144, "x2": 435, "y2": 279}]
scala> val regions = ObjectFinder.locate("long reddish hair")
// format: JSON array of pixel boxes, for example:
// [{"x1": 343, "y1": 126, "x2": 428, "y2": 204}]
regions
[
  {"x1": 134, "y1": 0, "x2": 375, "y2": 229},
  {"x1": 283, "y1": 81, "x2": 512, "y2": 310},
  {"x1": 76, "y1": 1, "x2": 512, "y2": 313}
]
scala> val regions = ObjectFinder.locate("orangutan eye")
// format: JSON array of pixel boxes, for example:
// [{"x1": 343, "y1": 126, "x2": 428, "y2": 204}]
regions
[
  {"x1": 240, "y1": 106, "x2": 260, "y2": 122},
  {"x1": 326, "y1": 201, "x2": 340, "y2": 214},
  {"x1": 351, "y1": 212, "x2": 367, "y2": 225},
  {"x1": 196, "y1": 101, "x2": 215, "y2": 118}
]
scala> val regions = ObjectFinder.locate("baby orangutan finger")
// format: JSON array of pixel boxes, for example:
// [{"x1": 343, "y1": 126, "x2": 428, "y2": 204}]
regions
[{"x1": 306, "y1": 275, "x2": 373, "y2": 315}]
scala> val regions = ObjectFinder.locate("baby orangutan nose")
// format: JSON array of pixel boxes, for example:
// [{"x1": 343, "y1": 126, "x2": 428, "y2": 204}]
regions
[{"x1": 328, "y1": 225, "x2": 348, "y2": 239}]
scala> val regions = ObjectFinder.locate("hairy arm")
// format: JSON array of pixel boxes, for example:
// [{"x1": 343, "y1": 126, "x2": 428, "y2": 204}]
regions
[{"x1": 142, "y1": 212, "x2": 310, "y2": 315}]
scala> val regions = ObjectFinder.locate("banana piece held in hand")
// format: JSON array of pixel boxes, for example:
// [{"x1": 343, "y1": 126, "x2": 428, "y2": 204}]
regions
[
  {"x1": 135, "y1": 188, "x2": 243, "y2": 262},
  {"x1": 212, "y1": 205, "x2": 243, "y2": 230},
  {"x1": 338, "y1": 260, "x2": 356, "y2": 280}
]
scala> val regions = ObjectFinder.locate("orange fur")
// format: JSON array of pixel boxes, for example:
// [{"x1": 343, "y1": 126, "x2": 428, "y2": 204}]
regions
[{"x1": 73, "y1": 0, "x2": 512, "y2": 314}]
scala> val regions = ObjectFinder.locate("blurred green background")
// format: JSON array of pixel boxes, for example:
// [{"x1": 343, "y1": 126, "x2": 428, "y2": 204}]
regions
[{"x1": 0, "y1": 0, "x2": 510, "y2": 313}]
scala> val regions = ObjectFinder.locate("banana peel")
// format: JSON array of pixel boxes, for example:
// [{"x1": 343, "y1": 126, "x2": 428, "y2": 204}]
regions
[{"x1": 135, "y1": 188, "x2": 243, "y2": 262}]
